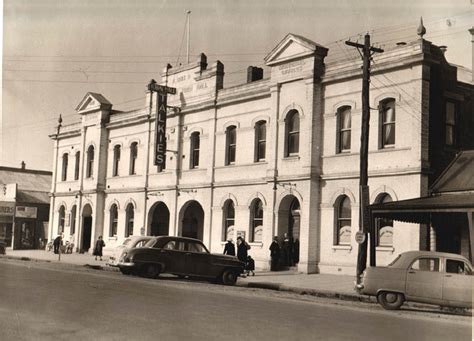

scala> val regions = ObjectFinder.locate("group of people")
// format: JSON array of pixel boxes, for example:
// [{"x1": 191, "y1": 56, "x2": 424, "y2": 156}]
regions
[
  {"x1": 223, "y1": 236, "x2": 255, "y2": 276},
  {"x1": 50, "y1": 234, "x2": 105, "y2": 261},
  {"x1": 270, "y1": 233, "x2": 299, "y2": 271}
]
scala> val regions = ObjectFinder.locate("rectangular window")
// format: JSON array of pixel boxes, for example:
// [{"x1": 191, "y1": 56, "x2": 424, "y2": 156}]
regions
[
  {"x1": 337, "y1": 107, "x2": 351, "y2": 153},
  {"x1": 380, "y1": 100, "x2": 395, "y2": 148},
  {"x1": 226, "y1": 127, "x2": 236, "y2": 165},
  {"x1": 445, "y1": 102, "x2": 456, "y2": 146},
  {"x1": 113, "y1": 146, "x2": 120, "y2": 177},
  {"x1": 190, "y1": 133, "x2": 200, "y2": 169},
  {"x1": 74, "y1": 152, "x2": 80, "y2": 180},
  {"x1": 129, "y1": 142, "x2": 138, "y2": 175},
  {"x1": 255, "y1": 122, "x2": 266, "y2": 162}
]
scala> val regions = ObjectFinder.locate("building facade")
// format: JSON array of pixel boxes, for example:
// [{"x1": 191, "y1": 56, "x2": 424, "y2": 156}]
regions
[{"x1": 48, "y1": 33, "x2": 473, "y2": 274}]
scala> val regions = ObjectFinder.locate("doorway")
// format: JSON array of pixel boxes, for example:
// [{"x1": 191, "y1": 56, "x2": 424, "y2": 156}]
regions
[
  {"x1": 82, "y1": 204, "x2": 93, "y2": 252},
  {"x1": 180, "y1": 201, "x2": 204, "y2": 240},
  {"x1": 149, "y1": 202, "x2": 170, "y2": 236}
]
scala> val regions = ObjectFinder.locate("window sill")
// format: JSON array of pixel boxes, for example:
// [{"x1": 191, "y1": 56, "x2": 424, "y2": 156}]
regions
[
  {"x1": 376, "y1": 246, "x2": 394, "y2": 253},
  {"x1": 249, "y1": 241, "x2": 263, "y2": 248},
  {"x1": 108, "y1": 236, "x2": 118, "y2": 241},
  {"x1": 283, "y1": 155, "x2": 300, "y2": 161},
  {"x1": 332, "y1": 245, "x2": 352, "y2": 252}
]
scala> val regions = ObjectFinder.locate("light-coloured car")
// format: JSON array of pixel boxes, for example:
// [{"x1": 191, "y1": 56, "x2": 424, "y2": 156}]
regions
[
  {"x1": 358, "y1": 251, "x2": 473, "y2": 310},
  {"x1": 107, "y1": 236, "x2": 153, "y2": 267}
]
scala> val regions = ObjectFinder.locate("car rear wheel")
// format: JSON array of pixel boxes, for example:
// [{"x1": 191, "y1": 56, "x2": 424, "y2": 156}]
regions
[
  {"x1": 221, "y1": 269, "x2": 237, "y2": 286},
  {"x1": 142, "y1": 264, "x2": 161, "y2": 279},
  {"x1": 120, "y1": 268, "x2": 132, "y2": 275},
  {"x1": 377, "y1": 291, "x2": 405, "y2": 310}
]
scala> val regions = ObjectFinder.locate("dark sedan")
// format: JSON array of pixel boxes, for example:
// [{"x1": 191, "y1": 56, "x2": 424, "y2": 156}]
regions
[{"x1": 118, "y1": 236, "x2": 245, "y2": 285}]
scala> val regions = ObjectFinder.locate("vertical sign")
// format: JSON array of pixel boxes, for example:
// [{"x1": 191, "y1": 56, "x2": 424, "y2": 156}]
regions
[{"x1": 154, "y1": 92, "x2": 167, "y2": 166}]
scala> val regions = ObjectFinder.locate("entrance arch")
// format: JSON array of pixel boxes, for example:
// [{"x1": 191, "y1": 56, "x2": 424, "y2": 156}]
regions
[
  {"x1": 81, "y1": 204, "x2": 93, "y2": 253},
  {"x1": 148, "y1": 202, "x2": 170, "y2": 236},
  {"x1": 277, "y1": 195, "x2": 301, "y2": 267},
  {"x1": 179, "y1": 201, "x2": 204, "y2": 240}
]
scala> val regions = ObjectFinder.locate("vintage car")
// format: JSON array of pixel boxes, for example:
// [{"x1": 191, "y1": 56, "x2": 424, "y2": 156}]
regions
[
  {"x1": 107, "y1": 236, "x2": 153, "y2": 267},
  {"x1": 357, "y1": 251, "x2": 473, "y2": 310},
  {"x1": 117, "y1": 236, "x2": 245, "y2": 285}
]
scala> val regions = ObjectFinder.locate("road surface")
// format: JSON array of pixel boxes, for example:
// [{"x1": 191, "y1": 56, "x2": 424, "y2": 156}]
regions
[{"x1": 0, "y1": 258, "x2": 471, "y2": 341}]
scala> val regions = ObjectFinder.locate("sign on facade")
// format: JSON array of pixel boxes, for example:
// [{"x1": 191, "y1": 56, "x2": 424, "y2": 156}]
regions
[
  {"x1": 154, "y1": 93, "x2": 168, "y2": 166},
  {"x1": 355, "y1": 231, "x2": 366, "y2": 244},
  {"x1": 15, "y1": 206, "x2": 38, "y2": 219}
]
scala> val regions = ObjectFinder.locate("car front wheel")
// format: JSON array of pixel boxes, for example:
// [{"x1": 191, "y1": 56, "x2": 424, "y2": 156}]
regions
[
  {"x1": 377, "y1": 291, "x2": 405, "y2": 310},
  {"x1": 221, "y1": 269, "x2": 238, "y2": 286},
  {"x1": 142, "y1": 264, "x2": 161, "y2": 279},
  {"x1": 120, "y1": 268, "x2": 132, "y2": 275}
]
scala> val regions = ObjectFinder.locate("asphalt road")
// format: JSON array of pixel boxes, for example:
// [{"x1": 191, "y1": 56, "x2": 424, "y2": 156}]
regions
[{"x1": 0, "y1": 258, "x2": 471, "y2": 341}]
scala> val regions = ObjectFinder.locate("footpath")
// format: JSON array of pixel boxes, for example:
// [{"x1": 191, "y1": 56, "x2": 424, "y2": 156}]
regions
[{"x1": 1, "y1": 249, "x2": 469, "y2": 316}]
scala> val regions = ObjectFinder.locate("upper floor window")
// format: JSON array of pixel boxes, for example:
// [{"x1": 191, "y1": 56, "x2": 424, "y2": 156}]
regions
[
  {"x1": 113, "y1": 145, "x2": 121, "y2": 177},
  {"x1": 336, "y1": 106, "x2": 351, "y2": 153},
  {"x1": 58, "y1": 205, "x2": 65, "y2": 234},
  {"x1": 379, "y1": 99, "x2": 396, "y2": 148},
  {"x1": 61, "y1": 153, "x2": 68, "y2": 181},
  {"x1": 86, "y1": 145, "x2": 94, "y2": 178},
  {"x1": 125, "y1": 203, "x2": 134, "y2": 237},
  {"x1": 74, "y1": 152, "x2": 80, "y2": 180},
  {"x1": 334, "y1": 195, "x2": 351, "y2": 245},
  {"x1": 286, "y1": 110, "x2": 299, "y2": 156},
  {"x1": 255, "y1": 121, "x2": 266, "y2": 162},
  {"x1": 445, "y1": 102, "x2": 456, "y2": 147},
  {"x1": 129, "y1": 142, "x2": 138, "y2": 175},
  {"x1": 109, "y1": 204, "x2": 118, "y2": 237},
  {"x1": 225, "y1": 126, "x2": 236, "y2": 165},
  {"x1": 250, "y1": 199, "x2": 263, "y2": 242},
  {"x1": 222, "y1": 200, "x2": 235, "y2": 241},
  {"x1": 374, "y1": 193, "x2": 393, "y2": 246},
  {"x1": 190, "y1": 132, "x2": 200, "y2": 169}
]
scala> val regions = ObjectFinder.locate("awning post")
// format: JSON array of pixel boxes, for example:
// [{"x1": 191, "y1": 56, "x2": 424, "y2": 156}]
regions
[{"x1": 468, "y1": 211, "x2": 474, "y2": 264}]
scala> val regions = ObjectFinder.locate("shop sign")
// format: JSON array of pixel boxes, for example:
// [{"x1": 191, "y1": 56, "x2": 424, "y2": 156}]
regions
[
  {"x1": 16, "y1": 206, "x2": 37, "y2": 219},
  {"x1": 0, "y1": 201, "x2": 15, "y2": 216}
]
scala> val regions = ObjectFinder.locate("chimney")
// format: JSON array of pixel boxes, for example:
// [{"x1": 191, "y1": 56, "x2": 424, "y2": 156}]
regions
[
  {"x1": 247, "y1": 66, "x2": 263, "y2": 83},
  {"x1": 21, "y1": 161, "x2": 25, "y2": 170}
]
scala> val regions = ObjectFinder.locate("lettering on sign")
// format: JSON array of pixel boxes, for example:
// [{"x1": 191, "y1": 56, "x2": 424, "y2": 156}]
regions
[
  {"x1": 154, "y1": 93, "x2": 167, "y2": 166},
  {"x1": 0, "y1": 202, "x2": 15, "y2": 216},
  {"x1": 278, "y1": 60, "x2": 305, "y2": 76},
  {"x1": 197, "y1": 82, "x2": 208, "y2": 90}
]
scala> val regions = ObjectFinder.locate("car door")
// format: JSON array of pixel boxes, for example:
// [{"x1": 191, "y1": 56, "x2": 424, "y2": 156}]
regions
[
  {"x1": 184, "y1": 241, "x2": 213, "y2": 277},
  {"x1": 442, "y1": 258, "x2": 473, "y2": 306},
  {"x1": 157, "y1": 240, "x2": 187, "y2": 274},
  {"x1": 405, "y1": 257, "x2": 443, "y2": 302}
]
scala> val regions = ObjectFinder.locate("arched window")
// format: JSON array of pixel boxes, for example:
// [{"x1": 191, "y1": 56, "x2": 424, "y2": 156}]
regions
[
  {"x1": 286, "y1": 110, "x2": 300, "y2": 156},
  {"x1": 222, "y1": 200, "x2": 235, "y2": 241},
  {"x1": 225, "y1": 126, "x2": 236, "y2": 165},
  {"x1": 250, "y1": 199, "x2": 263, "y2": 242},
  {"x1": 109, "y1": 204, "x2": 118, "y2": 237},
  {"x1": 58, "y1": 206, "x2": 65, "y2": 234},
  {"x1": 254, "y1": 121, "x2": 266, "y2": 162},
  {"x1": 190, "y1": 132, "x2": 200, "y2": 169},
  {"x1": 334, "y1": 196, "x2": 351, "y2": 245},
  {"x1": 125, "y1": 203, "x2": 134, "y2": 237},
  {"x1": 375, "y1": 193, "x2": 393, "y2": 246},
  {"x1": 337, "y1": 106, "x2": 351, "y2": 153},
  {"x1": 70, "y1": 205, "x2": 77, "y2": 235},
  {"x1": 129, "y1": 142, "x2": 138, "y2": 175},
  {"x1": 113, "y1": 145, "x2": 121, "y2": 177},
  {"x1": 74, "y1": 151, "x2": 80, "y2": 180},
  {"x1": 379, "y1": 99, "x2": 396, "y2": 148},
  {"x1": 86, "y1": 145, "x2": 94, "y2": 178},
  {"x1": 61, "y1": 154, "x2": 68, "y2": 181}
]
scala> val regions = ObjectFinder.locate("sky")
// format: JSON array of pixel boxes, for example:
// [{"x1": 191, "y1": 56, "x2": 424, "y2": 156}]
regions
[{"x1": 1, "y1": 0, "x2": 473, "y2": 171}]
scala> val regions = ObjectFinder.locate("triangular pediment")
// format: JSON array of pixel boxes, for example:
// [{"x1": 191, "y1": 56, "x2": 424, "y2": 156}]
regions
[
  {"x1": 76, "y1": 92, "x2": 112, "y2": 114},
  {"x1": 264, "y1": 33, "x2": 328, "y2": 66}
]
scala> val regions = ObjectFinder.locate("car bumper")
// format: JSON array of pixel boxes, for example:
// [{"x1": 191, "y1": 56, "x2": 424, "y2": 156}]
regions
[{"x1": 118, "y1": 262, "x2": 135, "y2": 268}]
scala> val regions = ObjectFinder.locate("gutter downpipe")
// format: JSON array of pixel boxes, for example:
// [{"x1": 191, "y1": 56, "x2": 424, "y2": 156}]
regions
[{"x1": 271, "y1": 84, "x2": 281, "y2": 239}]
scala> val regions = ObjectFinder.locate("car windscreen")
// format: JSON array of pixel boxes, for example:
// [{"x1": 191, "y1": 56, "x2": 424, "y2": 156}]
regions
[
  {"x1": 387, "y1": 254, "x2": 402, "y2": 267},
  {"x1": 144, "y1": 239, "x2": 157, "y2": 248},
  {"x1": 122, "y1": 238, "x2": 132, "y2": 246}
]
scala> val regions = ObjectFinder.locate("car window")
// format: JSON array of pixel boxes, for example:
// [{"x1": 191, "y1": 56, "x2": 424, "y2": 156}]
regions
[
  {"x1": 163, "y1": 241, "x2": 176, "y2": 250},
  {"x1": 410, "y1": 258, "x2": 439, "y2": 272},
  {"x1": 388, "y1": 254, "x2": 402, "y2": 267},
  {"x1": 446, "y1": 259, "x2": 471, "y2": 275},
  {"x1": 122, "y1": 238, "x2": 132, "y2": 246},
  {"x1": 187, "y1": 242, "x2": 207, "y2": 253},
  {"x1": 144, "y1": 239, "x2": 157, "y2": 248},
  {"x1": 135, "y1": 240, "x2": 147, "y2": 248}
]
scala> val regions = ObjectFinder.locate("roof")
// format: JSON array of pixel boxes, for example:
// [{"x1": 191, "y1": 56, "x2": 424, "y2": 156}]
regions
[
  {"x1": 432, "y1": 150, "x2": 474, "y2": 193},
  {"x1": 0, "y1": 167, "x2": 51, "y2": 192},
  {"x1": 16, "y1": 190, "x2": 50, "y2": 204}
]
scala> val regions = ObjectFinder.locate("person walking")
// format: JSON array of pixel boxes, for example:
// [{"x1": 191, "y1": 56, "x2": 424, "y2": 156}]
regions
[
  {"x1": 53, "y1": 235, "x2": 62, "y2": 254},
  {"x1": 236, "y1": 236, "x2": 250, "y2": 263},
  {"x1": 269, "y1": 236, "x2": 281, "y2": 271},
  {"x1": 93, "y1": 236, "x2": 106, "y2": 261},
  {"x1": 223, "y1": 239, "x2": 236, "y2": 256}
]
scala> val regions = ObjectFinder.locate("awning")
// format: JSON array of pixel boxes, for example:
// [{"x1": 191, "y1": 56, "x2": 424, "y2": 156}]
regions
[{"x1": 369, "y1": 192, "x2": 474, "y2": 224}]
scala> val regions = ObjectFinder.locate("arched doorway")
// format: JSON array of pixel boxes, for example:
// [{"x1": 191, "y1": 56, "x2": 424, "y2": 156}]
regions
[
  {"x1": 81, "y1": 204, "x2": 93, "y2": 253},
  {"x1": 180, "y1": 201, "x2": 204, "y2": 240},
  {"x1": 277, "y1": 195, "x2": 301, "y2": 267},
  {"x1": 149, "y1": 202, "x2": 170, "y2": 236}
]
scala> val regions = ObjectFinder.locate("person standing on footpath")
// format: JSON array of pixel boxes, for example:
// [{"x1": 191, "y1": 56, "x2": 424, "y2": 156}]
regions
[
  {"x1": 53, "y1": 235, "x2": 62, "y2": 254},
  {"x1": 269, "y1": 236, "x2": 281, "y2": 271},
  {"x1": 93, "y1": 236, "x2": 105, "y2": 261},
  {"x1": 236, "y1": 236, "x2": 250, "y2": 264},
  {"x1": 223, "y1": 239, "x2": 236, "y2": 256}
]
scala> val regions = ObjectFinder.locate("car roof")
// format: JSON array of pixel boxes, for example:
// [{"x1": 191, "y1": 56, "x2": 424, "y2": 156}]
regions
[
  {"x1": 150, "y1": 236, "x2": 205, "y2": 243},
  {"x1": 393, "y1": 251, "x2": 471, "y2": 268}
]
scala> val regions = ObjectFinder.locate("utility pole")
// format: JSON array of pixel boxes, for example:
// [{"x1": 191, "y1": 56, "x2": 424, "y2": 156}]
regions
[
  {"x1": 345, "y1": 34, "x2": 383, "y2": 284},
  {"x1": 186, "y1": 10, "x2": 191, "y2": 64}
]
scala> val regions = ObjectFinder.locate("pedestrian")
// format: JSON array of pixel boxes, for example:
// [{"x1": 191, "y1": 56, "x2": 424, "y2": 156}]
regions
[
  {"x1": 93, "y1": 236, "x2": 106, "y2": 261},
  {"x1": 281, "y1": 232, "x2": 292, "y2": 268},
  {"x1": 223, "y1": 239, "x2": 236, "y2": 256},
  {"x1": 245, "y1": 255, "x2": 255, "y2": 276},
  {"x1": 269, "y1": 236, "x2": 280, "y2": 271},
  {"x1": 236, "y1": 236, "x2": 250, "y2": 263},
  {"x1": 53, "y1": 235, "x2": 62, "y2": 254}
]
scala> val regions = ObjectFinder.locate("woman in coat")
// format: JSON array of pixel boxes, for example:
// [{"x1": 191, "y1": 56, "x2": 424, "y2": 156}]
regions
[{"x1": 93, "y1": 236, "x2": 106, "y2": 261}]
